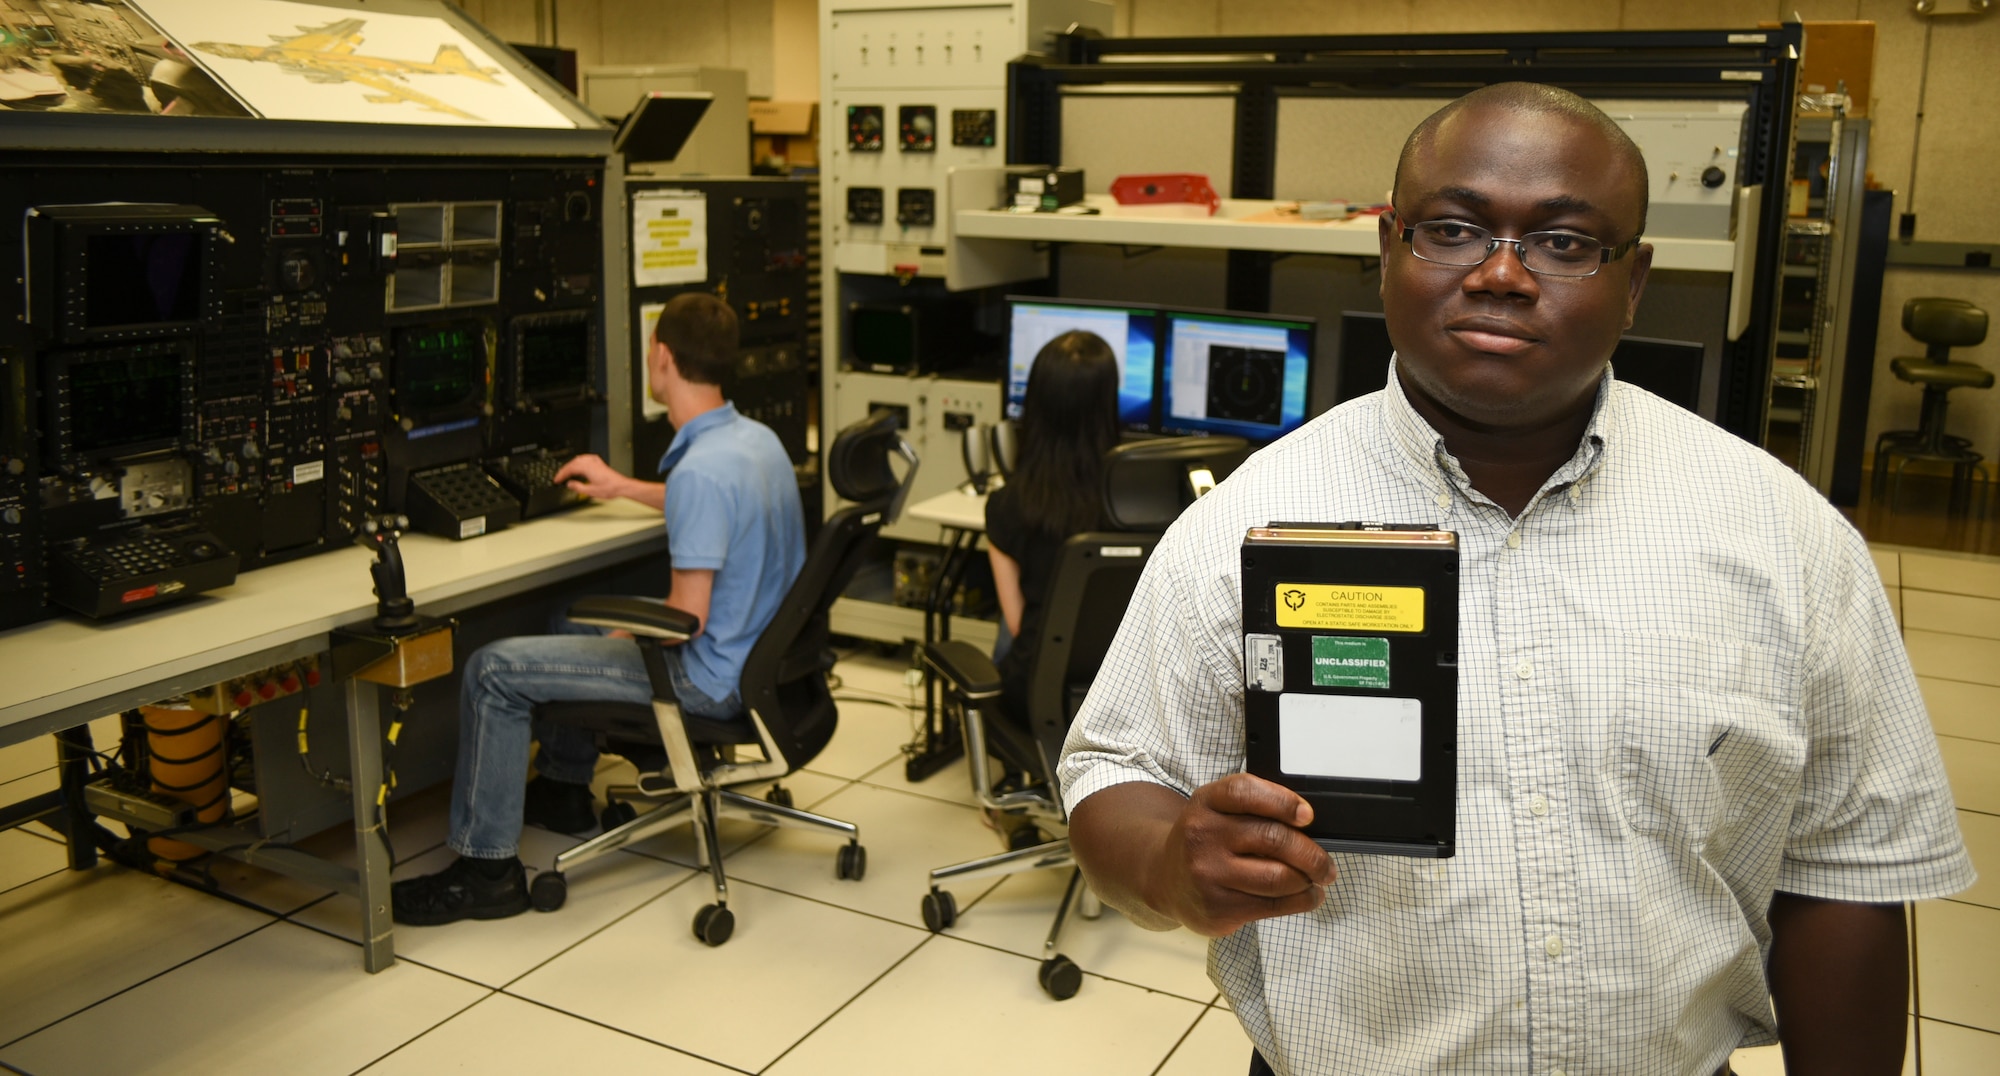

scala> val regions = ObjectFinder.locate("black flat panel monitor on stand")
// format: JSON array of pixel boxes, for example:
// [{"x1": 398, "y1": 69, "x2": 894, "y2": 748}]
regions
[
  {"x1": 1159, "y1": 308, "x2": 1315, "y2": 444},
  {"x1": 1608, "y1": 336, "x2": 1704, "y2": 412},
  {"x1": 1336, "y1": 312, "x2": 1705, "y2": 415},
  {"x1": 1005, "y1": 296, "x2": 1161, "y2": 433},
  {"x1": 1336, "y1": 311, "x2": 1396, "y2": 405}
]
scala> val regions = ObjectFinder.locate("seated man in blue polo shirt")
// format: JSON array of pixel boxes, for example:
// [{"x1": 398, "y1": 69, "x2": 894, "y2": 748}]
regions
[{"x1": 393, "y1": 292, "x2": 805, "y2": 925}]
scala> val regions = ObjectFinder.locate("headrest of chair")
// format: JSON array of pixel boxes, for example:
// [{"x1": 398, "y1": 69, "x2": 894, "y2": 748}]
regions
[
  {"x1": 1101, "y1": 435, "x2": 1249, "y2": 531},
  {"x1": 827, "y1": 409, "x2": 920, "y2": 521},
  {"x1": 1904, "y1": 298, "x2": 1988, "y2": 350}
]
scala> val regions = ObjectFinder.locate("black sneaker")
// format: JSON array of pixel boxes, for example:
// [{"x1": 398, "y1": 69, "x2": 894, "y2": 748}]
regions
[
  {"x1": 392, "y1": 856, "x2": 530, "y2": 926},
  {"x1": 523, "y1": 775, "x2": 596, "y2": 835}
]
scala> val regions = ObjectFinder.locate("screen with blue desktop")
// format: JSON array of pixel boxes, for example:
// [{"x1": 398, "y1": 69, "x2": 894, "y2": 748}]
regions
[
  {"x1": 1159, "y1": 309, "x2": 1314, "y2": 443},
  {"x1": 1006, "y1": 297, "x2": 1160, "y2": 431}
]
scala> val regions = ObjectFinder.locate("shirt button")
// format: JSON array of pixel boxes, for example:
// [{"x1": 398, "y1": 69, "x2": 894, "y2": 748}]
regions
[
  {"x1": 1506, "y1": 532, "x2": 1521, "y2": 549},
  {"x1": 1530, "y1": 794, "x2": 1549, "y2": 816},
  {"x1": 1517, "y1": 661, "x2": 1534, "y2": 680},
  {"x1": 1567, "y1": 486, "x2": 1582, "y2": 504},
  {"x1": 1545, "y1": 934, "x2": 1564, "y2": 958},
  {"x1": 1433, "y1": 491, "x2": 1450, "y2": 508},
  {"x1": 1552, "y1": 1070, "x2": 1568, "y2": 1076}
]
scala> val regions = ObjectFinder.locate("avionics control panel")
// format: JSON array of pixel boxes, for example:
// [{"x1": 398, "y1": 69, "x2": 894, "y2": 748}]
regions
[{"x1": 0, "y1": 159, "x2": 606, "y2": 628}]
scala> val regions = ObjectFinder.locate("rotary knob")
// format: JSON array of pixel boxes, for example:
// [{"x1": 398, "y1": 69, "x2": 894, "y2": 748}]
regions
[{"x1": 1700, "y1": 165, "x2": 1727, "y2": 189}]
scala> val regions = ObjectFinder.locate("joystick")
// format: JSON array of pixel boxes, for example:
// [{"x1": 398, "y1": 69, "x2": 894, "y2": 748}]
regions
[{"x1": 360, "y1": 514, "x2": 420, "y2": 633}]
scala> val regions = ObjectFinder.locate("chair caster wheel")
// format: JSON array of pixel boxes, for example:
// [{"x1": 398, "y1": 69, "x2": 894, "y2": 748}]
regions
[
  {"x1": 1038, "y1": 954, "x2": 1082, "y2": 1000},
  {"x1": 921, "y1": 888, "x2": 957, "y2": 932},
  {"x1": 837, "y1": 841, "x2": 867, "y2": 881},
  {"x1": 693, "y1": 903, "x2": 734, "y2": 946},
  {"x1": 600, "y1": 801, "x2": 637, "y2": 832},
  {"x1": 530, "y1": 871, "x2": 567, "y2": 912},
  {"x1": 1007, "y1": 823, "x2": 1045, "y2": 852},
  {"x1": 765, "y1": 785, "x2": 794, "y2": 809}
]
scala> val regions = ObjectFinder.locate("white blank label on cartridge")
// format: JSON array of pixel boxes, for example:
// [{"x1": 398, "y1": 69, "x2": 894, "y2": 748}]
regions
[{"x1": 1278, "y1": 693, "x2": 1422, "y2": 782}]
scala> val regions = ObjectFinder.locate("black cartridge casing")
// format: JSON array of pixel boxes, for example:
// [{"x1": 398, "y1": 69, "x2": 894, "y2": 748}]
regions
[{"x1": 1240, "y1": 523, "x2": 1459, "y2": 858}]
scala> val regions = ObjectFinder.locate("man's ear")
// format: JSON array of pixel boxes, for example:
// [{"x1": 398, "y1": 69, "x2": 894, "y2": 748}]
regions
[{"x1": 1623, "y1": 243, "x2": 1655, "y2": 330}]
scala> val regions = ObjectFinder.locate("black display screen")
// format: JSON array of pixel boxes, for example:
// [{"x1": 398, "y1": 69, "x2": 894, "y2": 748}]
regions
[
  {"x1": 519, "y1": 319, "x2": 592, "y2": 398},
  {"x1": 68, "y1": 350, "x2": 184, "y2": 457},
  {"x1": 84, "y1": 232, "x2": 203, "y2": 329},
  {"x1": 397, "y1": 323, "x2": 483, "y2": 417}
]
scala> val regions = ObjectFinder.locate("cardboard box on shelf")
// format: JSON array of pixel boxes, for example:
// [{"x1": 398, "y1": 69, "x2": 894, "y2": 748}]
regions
[{"x1": 751, "y1": 100, "x2": 818, "y2": 169}]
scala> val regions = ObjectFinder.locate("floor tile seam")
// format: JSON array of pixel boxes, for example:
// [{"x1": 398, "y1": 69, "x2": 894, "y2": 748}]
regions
[
  {"x1": 915, "y1": 925, "x2": 1222, "y2": 1007},
  {"x1": 489, "y1": 992, "x2": 759, "y2": 1075},
  {"x1": 0, "y1": 915, "x2": 284, "y2": 1052},
  {"x1": 1146, "y1": 1001, "x2": 1230, "y2": 1076},
  {"x1": 1935, "y1": 732, "x2": 2000, "y2": 751},
  {"x1": 491, "y1": 867, "x2": 710, "y2": 993},
  {"x1": 0, "y1": 864, "x2": 68, "y2": 902},
  {"x1": 1936, "y1": 895, "x2": 2000, "y2": 913},
  {"x1": 1916, "y1": 1014, "x2": 2000, "y2": 1037},
  {"x1": 344, "y1": 987, "x2": 497, "y2": 1075},
  {"x1": 1904, "y1": 624, "x2": 2000, "y2": 645},
  {"x1": 11, "y1": 826, "x2": 66, "y2": 849},
  {"x1": 0, "y1": 763, "x2": 56, "y2": 789},
  {"x1": 751, "y1": 932, "x2": 944, "y2": 1074},
  {"x1": 1957, "y1": 805, "x2": 2000, "y2": 819},
  {"x1": 1920, "y1": 669, "x2": 2000, "y2": 690}
]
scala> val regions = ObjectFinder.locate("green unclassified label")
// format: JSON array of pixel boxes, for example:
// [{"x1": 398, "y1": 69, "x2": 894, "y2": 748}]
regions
[{"x1": 1311, "y1": 636, "x2": 1391, "y2": 689}]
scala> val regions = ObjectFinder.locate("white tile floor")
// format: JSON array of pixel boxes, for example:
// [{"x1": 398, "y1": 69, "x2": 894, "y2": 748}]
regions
[{"x1": 0, "y1": 649, "x2": 1989, "y2": 1075}]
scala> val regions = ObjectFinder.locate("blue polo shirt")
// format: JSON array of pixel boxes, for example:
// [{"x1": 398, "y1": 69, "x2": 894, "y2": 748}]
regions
[{"x1": 657, "y1": 402, "x2": 805, "y2": 704}]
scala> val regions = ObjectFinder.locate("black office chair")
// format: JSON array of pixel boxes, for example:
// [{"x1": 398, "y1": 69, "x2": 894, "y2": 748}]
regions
[
  {"x1": 1873, "y1": 297, "x2": 1993, "y2": 518},
  {"x1": 917, "y1": 435, "x2": 1247, "y2": 999},
  {"x1": 528, "y1": 411, "x2": 918, "y2": 946}
]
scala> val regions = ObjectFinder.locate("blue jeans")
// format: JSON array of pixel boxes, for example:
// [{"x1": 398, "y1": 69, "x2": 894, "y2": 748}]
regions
[{"x1": 447, "y1": 607, "x2": 743, "y2": 860}]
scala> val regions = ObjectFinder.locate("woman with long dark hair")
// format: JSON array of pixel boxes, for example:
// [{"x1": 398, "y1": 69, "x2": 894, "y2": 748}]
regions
[{"x1": 985, "y1": 329, "x2": 1121, "y2": 727}]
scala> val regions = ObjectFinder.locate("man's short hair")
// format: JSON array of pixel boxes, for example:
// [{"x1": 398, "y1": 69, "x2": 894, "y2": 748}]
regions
[
  {"x1": 653, "y1": 292, "x2": 739, "y2": 387},
  {"x1": 1393, "y1": 82, "x2": 1650, "y2": 237}
]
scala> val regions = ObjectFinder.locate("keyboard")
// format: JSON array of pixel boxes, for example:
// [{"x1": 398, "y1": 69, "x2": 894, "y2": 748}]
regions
[
  {"x1": 485, "y1": 452, "x2": 591, "y2": 520},
  {"x1": 49, "y1": 524, "x2": 239, "y2": 618},
  {"x1": 404, "y1": 462, "x2": 522, "y2": 540}
]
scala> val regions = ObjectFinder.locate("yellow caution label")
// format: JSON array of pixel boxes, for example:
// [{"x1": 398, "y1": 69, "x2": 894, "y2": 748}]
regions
[{"x1": 1274, "y1": 583, "x2": 1425, "y2": 633}]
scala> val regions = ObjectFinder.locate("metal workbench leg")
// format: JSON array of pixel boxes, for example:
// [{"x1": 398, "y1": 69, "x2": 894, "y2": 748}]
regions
[
  {"x1": 345, "y1": 679, "x2": 395, "y2": 972},
  {"x1": 55, "y1": 725, "x2": 99, "y2": 870}
]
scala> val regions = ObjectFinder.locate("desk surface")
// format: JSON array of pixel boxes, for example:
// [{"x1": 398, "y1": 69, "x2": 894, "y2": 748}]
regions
[
  {"x1": 905, "y1": 488, "x2": 989, "y2": 532},
  {"x1": 0, "y1": 501, "x2": 666, "y2": 742}
]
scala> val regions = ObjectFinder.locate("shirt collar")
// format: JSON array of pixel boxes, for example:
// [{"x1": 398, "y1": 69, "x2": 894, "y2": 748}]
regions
[
  {"x1": 1378, "y1": 356, "x2": 1616, "y2": 502},
  {"x1": 657, "y1": 400, "x2": 740, "y2": 475}
]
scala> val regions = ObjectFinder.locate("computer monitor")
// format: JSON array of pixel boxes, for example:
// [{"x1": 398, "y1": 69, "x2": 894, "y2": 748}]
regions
[
  {"x1": 1336, "y1": 311, "x2": 1396, "y2": 405},
  {"x1": 1159, "y1": 308, "x2": 1315, "y2": 443},
  {"x1": 395, "y1": 320, "x2": 487, "y2": 436},
  {"x1": 1005, "y1": 297, "x2": 1160, "y2": 431},
  {"x1": 1336, "y1": 314, "x2": 1707, "y2": 415},
  {"x1": 1611, "y1": 336, "x2": 1705, "y2": 412}
]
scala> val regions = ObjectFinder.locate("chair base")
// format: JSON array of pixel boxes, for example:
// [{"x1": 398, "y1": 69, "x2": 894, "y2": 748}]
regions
[{"x1": 541, "y1": 780, "x2": 863, "y2": 944}]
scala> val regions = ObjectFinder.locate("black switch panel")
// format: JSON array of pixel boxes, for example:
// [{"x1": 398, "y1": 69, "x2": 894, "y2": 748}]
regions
[
  {"x1": 846, "y1": 105, "x2": 885, "y2": 151},
  {"x1": 951, "y1": 109, "x2": 997, "y2": 147},
  {"x1": 847, "y1": 187, "x2": 885, "y2": 225},
  {"x1": 896, "y1": 188, "x2": 935, "y2": 228},
  {"x1": 899, "y1": 105, "x2": 937, "y2": 152}
]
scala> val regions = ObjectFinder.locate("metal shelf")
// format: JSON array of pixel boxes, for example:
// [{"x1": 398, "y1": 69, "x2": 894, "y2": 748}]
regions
[{"x1": 954, "y1": 195, "x2": 1738, "y2": 273}]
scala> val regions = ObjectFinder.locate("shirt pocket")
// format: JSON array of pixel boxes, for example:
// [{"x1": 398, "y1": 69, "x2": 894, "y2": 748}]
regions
[{"x1": 1619, "y1": 632, "x2": 1800, "y2": 843}]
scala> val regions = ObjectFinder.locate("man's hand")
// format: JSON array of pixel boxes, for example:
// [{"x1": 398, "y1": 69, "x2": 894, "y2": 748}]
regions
[
  {"x1": 553, "y1": 454, "x2": 629, "y2": 500},
  {"x1": 1071, "y1": 775, "x2": 1337, "y2": 937}
]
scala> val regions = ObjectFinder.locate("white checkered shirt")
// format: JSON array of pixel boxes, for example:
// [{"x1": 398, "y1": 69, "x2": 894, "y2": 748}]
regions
[{"x1": 1060, "y1": 364, "x2": 1975, "y2": 1076}]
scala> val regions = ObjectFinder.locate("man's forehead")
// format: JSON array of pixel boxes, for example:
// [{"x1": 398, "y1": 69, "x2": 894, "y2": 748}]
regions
[{"x1": 1402, "y1": 106, "x2": 1639, "y2": 217}]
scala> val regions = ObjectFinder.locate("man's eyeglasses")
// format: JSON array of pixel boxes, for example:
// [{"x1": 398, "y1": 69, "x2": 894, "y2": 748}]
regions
[{"x1": 1389, "y1": 212, "x2": 1641, "y2": 278}]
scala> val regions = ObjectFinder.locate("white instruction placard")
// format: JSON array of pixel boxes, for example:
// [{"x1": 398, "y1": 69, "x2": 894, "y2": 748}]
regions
[
  {"x1": 637, "y1": 301, "x2": 668, "y2": 420},
  {"x1": 1278, "y1": 693, "x2": 1422, "y2": 782},
  {"x1": 632, "y1": 190, "x2": 707, "y2": 286}
]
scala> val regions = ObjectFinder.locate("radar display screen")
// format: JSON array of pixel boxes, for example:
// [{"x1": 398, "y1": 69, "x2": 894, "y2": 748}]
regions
[
  {"x1": 68, "y1": 349, "x2": 184, "y2": 457},
  {"x1": 397, "y1": 322, "x2": 485, "y2": 419},
  {"x1": 84, "y1": 232, "x2": 203, "y2": 330},
  {"x1": 518, "y1": 316, "x2": 592, "y2": 400}
]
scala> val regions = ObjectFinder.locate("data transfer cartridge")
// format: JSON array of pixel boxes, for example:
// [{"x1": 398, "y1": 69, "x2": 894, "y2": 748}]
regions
[{"x1": 1240, "y1": 523, "x2": 1459, "y2": 858}]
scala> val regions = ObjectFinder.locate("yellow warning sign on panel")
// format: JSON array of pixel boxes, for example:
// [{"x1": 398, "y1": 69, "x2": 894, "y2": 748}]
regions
[{"x1": 1273, "y1": 583, "x2": 1426, "y2": 633}]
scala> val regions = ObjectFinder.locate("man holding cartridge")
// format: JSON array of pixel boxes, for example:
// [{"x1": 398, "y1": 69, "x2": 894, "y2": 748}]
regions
[{"x1": 1062, "y1": 83, "x2": 1971, "y2": 1076}]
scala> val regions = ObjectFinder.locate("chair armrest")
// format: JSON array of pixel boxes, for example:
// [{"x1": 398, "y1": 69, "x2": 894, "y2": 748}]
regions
[
  {"x1": 567, "y1": 596, "x2": 701, "y2": 641},
  {"x1": 921, "y1": 640, "x2": 1003, "y2": 700}
]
